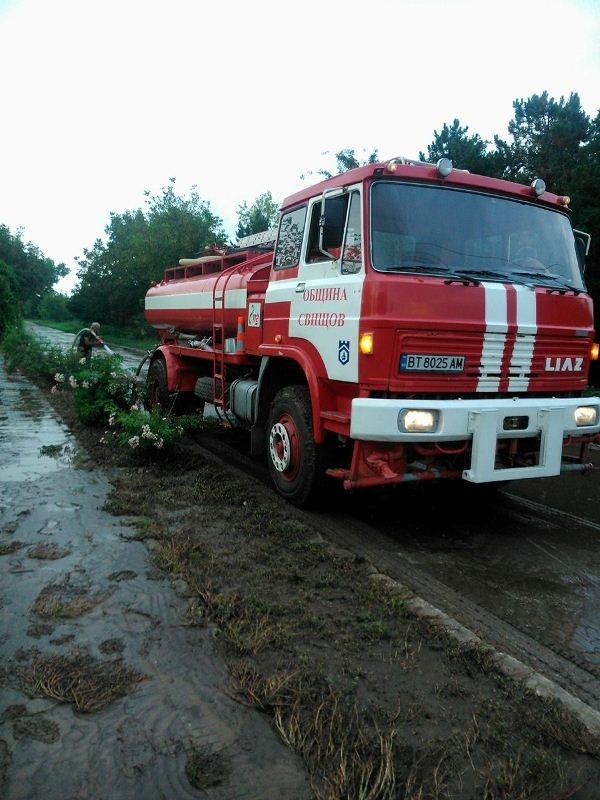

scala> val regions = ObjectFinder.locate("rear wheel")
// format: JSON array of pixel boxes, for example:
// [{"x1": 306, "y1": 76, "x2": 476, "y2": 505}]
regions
[
  {"x1": 145, "y1": 358, "x2": 201, "y2": 414},
  {"x1": 266, "y1": 385, "x2": 320, "y2": 506},
  {"x1": 145, "y1": 359, "x2": 170, "y2": 411}
]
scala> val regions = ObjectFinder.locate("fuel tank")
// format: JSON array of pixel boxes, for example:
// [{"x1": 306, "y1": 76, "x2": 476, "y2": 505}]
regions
[{"x1": 144, "y1": 251, "x2": 271, "y2": 336}]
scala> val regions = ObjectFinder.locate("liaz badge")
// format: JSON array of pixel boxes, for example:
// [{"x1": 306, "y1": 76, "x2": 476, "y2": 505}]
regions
[{"x1": 338, "y1": 340, "x2": 350, "y2": 365}]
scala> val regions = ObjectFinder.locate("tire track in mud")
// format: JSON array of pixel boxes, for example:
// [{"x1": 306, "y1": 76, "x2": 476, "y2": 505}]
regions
[
  {"x1": 191, "y1": 428, "x2": 600, "y2": 718},
  {"x1": 309, "y1": 508, "x2": 600, "y2": 710}
]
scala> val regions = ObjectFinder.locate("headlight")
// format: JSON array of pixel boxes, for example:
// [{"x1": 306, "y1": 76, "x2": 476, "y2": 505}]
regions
[
  {"x1": 574, "y1": 406, "x2": 598, "y2": 427},
  {"x1": 398, "y1": 409, "x2": 439, "y2": 433}
]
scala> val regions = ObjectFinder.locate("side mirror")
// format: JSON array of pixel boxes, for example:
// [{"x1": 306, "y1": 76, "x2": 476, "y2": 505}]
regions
[
  {"x1": 574, "y1": 230, "x2": 591, "y2": 273},
  {"x1": 574, "y1": 229, "x2": 591, "y2": 256}
]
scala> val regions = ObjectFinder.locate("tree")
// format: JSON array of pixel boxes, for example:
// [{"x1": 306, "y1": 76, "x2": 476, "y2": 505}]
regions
[
  {"x1": 0, "y1": 258, "x2": 21, "y2": 338},
  {"x1": 236, "y1": 192, "x2": 279, "y2": 239},
  {"x1": 0, "y1": 224, "x2": 68, "y2": 317},
  {"x1": 303, "y1": 148, "x2": 379, "y2": 181},
  {"x1": 420, "y1": 119, "x2": 504, "y2": 177},
  {"x1": 38, "y1": 291, "x2": 73, "y2": 322},
  {"x1": 494, "y1": 92, "x2": 590, "y2": 189},
  {"x1": 70, "y1": 181, "x2": 226, "y2": 327},
  {"x1": 570, "y1": 110, "x2": 600, "y2": 294}
]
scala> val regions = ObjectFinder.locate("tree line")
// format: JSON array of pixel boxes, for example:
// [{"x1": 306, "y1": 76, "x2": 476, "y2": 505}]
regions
[{"x1": 1, "y1": 90, "x2": 599, "y2": 338}]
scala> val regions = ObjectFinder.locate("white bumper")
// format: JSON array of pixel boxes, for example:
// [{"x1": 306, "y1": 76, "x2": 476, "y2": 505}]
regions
[{"x1": 350, "y1": 396, "x2": 600, "y2": 482}]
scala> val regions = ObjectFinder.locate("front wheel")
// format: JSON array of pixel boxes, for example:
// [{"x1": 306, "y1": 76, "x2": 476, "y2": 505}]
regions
[{"x1": 266, "y1": 385, "x2": 320, "y2": 506}]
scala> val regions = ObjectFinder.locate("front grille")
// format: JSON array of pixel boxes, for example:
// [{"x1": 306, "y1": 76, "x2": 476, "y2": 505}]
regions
[{"x1": 395, "y1": 331, "x2": 589, "y2": 389}]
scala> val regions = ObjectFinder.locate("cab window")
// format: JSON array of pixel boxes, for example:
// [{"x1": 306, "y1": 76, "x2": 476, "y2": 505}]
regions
[
  {"x1": 274, "y1": 206, "x2": 307, "y2": 270},
  {"x1": 305, "y1": 194, "x2": 350, "y2": 262},
  {"x1": 341, "y1": 191, "x2": 362, "y2": 274}
]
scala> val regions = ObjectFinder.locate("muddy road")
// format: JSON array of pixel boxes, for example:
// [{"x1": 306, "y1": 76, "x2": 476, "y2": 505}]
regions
[
  {"x1": 16, "y1": 323, "x2": 600, "y2": 706},
  {"x1": 305, "y1": 475, "x2": 600, "y2": 709},
  {"x1": 0, "y1": 357, "x2": 312, "y2": 799},
  {"x1": 194, "y1": 417, "x2": 600, "y2": 715},
  {"x1": 3, "y1": 323, "x2": 600, "y2": 798}
]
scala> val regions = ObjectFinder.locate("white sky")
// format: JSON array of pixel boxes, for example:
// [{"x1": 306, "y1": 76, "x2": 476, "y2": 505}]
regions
[{"x1": 1, "y1": 0, "x2": 599, "y2": 295}]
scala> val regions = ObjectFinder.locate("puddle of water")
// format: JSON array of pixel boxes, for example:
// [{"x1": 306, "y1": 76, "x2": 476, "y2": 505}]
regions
[
  {"x1": 0, "y1": 369, "x2": 74, "y2": 481},
  {"x1": 0, "y1": 357, "x2": 313, "y2": 800}
]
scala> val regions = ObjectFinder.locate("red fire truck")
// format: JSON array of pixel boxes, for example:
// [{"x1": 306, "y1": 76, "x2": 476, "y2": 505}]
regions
[{"x1": 144, "y1": 156, "x2": 600, "y2": 505}]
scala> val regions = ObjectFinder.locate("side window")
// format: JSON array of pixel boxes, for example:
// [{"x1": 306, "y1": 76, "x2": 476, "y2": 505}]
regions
[
  {"x1": 322, "y1": 195, "x2": 348, "y2": 257},
  {"x1": 305, "y1": 195, "x2": 350, "y2": 262},
  {"x1": 306, "y1": 202, "x2": 324, "y2": 261},
  {"x1": 274, "y1": 206, "x2": 307, "y2": 270},
  {"x1": 341, "y1": 191, "x2": 362, "y2": 274}
]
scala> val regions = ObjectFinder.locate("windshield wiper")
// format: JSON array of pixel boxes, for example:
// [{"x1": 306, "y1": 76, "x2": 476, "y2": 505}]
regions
[
  {"x1": 454, "y1": 268, "x2": 505, "y2": 278},
  {"x1": 381, "y1": 264, "x2": 452, "y2": 274},
  {"x1": 444, "y1": 272, "x2": 480, "y2": 286},
  {"x1": 510, "y1": 271, "x2": 582, "y2": 295}
]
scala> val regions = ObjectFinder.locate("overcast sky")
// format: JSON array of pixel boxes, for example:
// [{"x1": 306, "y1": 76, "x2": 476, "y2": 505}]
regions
[{"x1": 1, "y1": 0, "x2": 599, "y2": 295}]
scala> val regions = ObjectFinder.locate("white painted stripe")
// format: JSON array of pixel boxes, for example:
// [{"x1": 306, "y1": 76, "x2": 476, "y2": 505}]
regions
[
  {"x1": 145, "y1": 288, "x2": 247, "y2": 311},
  {"x1": 514, "y1": 285, "x2": 537, "y2": 335},
  {"x1": 508, "y1": 286, "x2": 537, "y2": 391},
  {"x1": 477, "y1": 283, "x2": 507, "y2": 392},
  {"x1": 477, "y1": 284, "x2": 538, "y2": 393}
]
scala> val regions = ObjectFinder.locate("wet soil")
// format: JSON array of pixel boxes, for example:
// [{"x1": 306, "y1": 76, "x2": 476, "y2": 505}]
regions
[
  {"x1": 2, "y1": 354, "x2": 600, "y2": 799},
  {"x1": 0, "y1": 362, "x2": 311, "y2": 800}
]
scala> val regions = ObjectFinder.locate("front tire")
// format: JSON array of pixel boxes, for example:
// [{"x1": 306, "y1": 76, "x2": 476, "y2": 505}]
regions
[{"x1": 266, "y1": 385, "x2": 320, "y2": 506}]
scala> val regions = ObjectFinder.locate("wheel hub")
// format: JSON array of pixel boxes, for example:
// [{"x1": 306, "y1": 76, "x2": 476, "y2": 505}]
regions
[{"x1": 269, "y1": 422, "x2": 291, "y2": 472}]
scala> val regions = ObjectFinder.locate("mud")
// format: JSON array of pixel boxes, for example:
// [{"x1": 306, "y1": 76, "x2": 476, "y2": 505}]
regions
[
  {"x1": 0, "y1": 361, "x2": 312, "y2": 799},
  {"x1": 4, "y1": 325, "x2": 600, "y2": 798}
]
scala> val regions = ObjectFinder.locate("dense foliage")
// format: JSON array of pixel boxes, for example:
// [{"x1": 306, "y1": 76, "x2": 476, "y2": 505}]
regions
[
  {"x1": 1, "y1": 323, "x2": 205, "y2": 456},
  {"x1": 0, "y1": 225, "x2": 68, "y2": 318},
  {"x1": 0, "y1": 258, "x2": 21, "y2": 338},
  {"x1": 69, "y1": 180, "x2": 227, "y2": 328},
  {"x1": 236, "y1": 191, "x2": 279, "y2": 239},
  {"x1": 1, "y1": 91, "x2": 600, "y2": 329}
]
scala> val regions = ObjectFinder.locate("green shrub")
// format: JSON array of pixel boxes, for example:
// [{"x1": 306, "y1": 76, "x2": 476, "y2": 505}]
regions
[
  {"x1": 3, "y1": 326, "x2": 207, "y2": 458},
  {"x1": 56, "y1": 355, "x2": 137, "y2": 425},
  {"x1": 102, "y1": 406, "x2": 205, "y2": 456}
]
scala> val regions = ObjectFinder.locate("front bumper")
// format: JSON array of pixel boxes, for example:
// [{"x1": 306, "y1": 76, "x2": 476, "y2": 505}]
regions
[{"x1": 350, "y1": 396, "x2": 600, "y2": 482}]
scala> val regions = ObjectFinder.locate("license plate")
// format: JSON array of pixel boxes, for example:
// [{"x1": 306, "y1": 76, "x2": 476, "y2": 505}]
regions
[{"x1": 400, "y1": 353, "x2": 465, "y2": 372}]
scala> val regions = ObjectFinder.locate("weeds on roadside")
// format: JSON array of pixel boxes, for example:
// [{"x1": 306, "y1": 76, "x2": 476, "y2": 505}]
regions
[
  {"x1": 134, "y1": 462, "x2": 600, "y2": 800},
  {"x1": 20, "y1": 653, "x2": 146, "y2": 713},
  {"x1": 229, "y1": 662, "x2": 398, "y2": 800},
  {"x1": 2, "y1": 323, "x2": 204, "y2": 457}
]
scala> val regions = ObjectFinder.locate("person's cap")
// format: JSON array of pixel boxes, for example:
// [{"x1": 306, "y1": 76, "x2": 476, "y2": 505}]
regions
[{"x1": 91, "y1": 322, "x2": 101, "y2": 330}]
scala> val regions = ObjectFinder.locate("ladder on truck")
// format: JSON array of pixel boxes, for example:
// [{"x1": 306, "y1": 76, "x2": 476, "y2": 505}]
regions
[
  {"x1": 212, "y1": 264, "x2": 242, "y2": 416},
  {"x1": 236, "y1": 228, "x2": 278, "y2": 249},
  {"x1": 212, "y1": 230, "x2": 277, "y2": 415}
]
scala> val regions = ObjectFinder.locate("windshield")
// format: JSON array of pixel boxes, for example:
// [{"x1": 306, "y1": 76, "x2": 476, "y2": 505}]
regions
[{"x1": 370, "y1": 182, "x2": 585, "y2": 291}]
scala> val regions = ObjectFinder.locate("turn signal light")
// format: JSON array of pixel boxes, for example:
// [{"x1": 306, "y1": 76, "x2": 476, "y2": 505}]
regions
[
  {"x1": 591, "y1": 342, "x2": 599, "y2": 361},
  {"x1": 359, "y1": 332, "x2": 374, "y2": 355}
]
